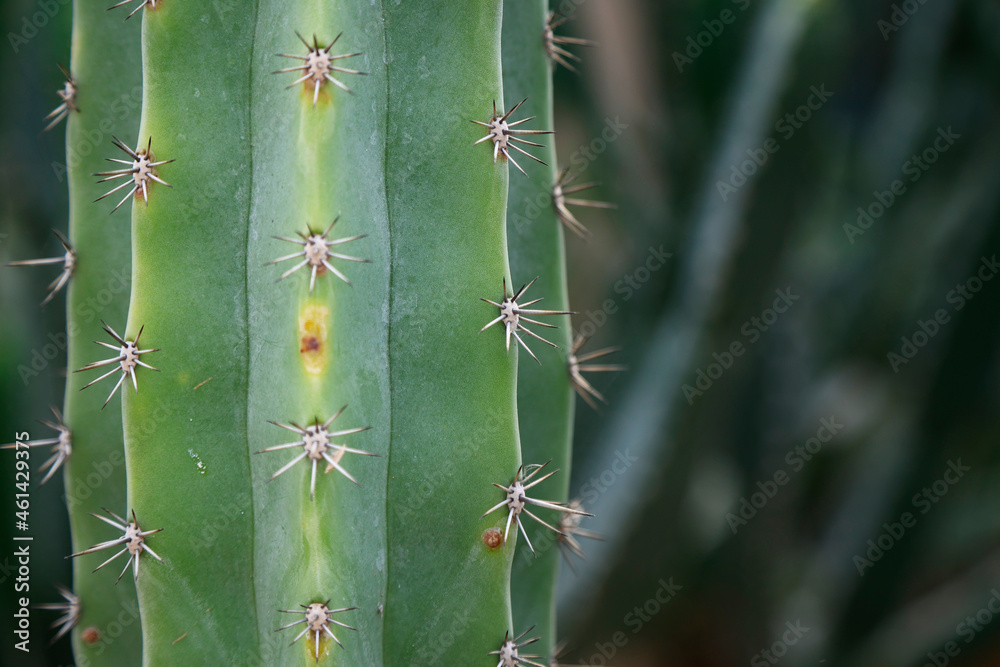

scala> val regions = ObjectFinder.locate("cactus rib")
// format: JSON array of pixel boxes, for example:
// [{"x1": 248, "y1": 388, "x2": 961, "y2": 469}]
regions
[
  {"x1": 503, "y1": 0, "x2": 581, "y2": 660},
  {"x1": 62, "y1": 0, "x2": 144, "y2": 660}
]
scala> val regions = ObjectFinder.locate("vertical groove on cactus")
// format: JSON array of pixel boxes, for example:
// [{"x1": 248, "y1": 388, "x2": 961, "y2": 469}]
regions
[
  {"x1": 249, "y1": 0, "x2": 390, "y2": 663},
  {"x1": 66, "y1": 508, "x2": 164, "y2": 584},
  {"x1": 75, "y1": 322, "x2": 159, "y2": 409},
  {"x1": 479, "y1": 277, "x2": 574, "y2": 364},
  {"x1": 120, "y1": 2, "x2": 261, "y2": 663},
  {"x1": 63, "y1": 0, "x2": 143, "y2": 663},
  {"x1": 472, "y1": 98, "x2": 555, "y2": 177},
  {"x1": 380, "y1": 0, "x2": 520, "y2": 662},
  {"x1": 92, "y1": 137, "x2": 173, "y2": 214},
  {"x1": 503, "y1": 0, "x2": 576, "y2": 661}
]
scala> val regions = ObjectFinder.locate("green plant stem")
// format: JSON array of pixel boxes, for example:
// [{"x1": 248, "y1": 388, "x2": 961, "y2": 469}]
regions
[{"x1": 64, "y1": 0, "x2": 142, "y2": 663}]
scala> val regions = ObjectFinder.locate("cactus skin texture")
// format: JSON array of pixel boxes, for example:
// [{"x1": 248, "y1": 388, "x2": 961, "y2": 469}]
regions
[
  {"x1": 63, "y1": 0, "x2": 143, "y2": 663},
  {"x1": 248, "y1": 1, "x2": 390, "y2": 665},
  {"x1": 381, "y1": 0, "x2": 519, "y2": 663},
  {"x1": 121, "y1": 3, "x2": 259, "y2": 664},
  {"x1": 504, "y1": 0, "x2": 574, "y2": 662},
  {"x1": 117, "y1": 0, "x2": 519, "y2": 663},
  {"x1": 47, "y1": 0, "x2": 588, "y2": 663}
]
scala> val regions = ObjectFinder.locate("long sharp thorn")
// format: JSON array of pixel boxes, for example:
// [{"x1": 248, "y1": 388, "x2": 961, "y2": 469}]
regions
[
  {"x1": 518, "y1": 324, "x2": 560, "y2": 349},
  {"x1": 512, "y1": 330, "x2": 541, "y2": 363},
  {"x1": 516, "y1": 516, "x2": 535, "y2": 554},
  {"x1": 501, "y1": 98, "x2": 527, "y2": 122}
]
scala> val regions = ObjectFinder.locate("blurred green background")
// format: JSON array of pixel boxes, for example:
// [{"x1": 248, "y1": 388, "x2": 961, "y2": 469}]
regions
[{"x1": 3, "y1": 0, "x2": 1000, "y2": 665}]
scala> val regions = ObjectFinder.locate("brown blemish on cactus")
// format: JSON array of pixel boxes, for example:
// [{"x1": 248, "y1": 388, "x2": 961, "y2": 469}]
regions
[
  {"x1": 483, "y1": 528, "x2": 503, "y2": 549},
  {"x1": 298, "y1": 303, "x2": 329, "y2": 375},
  {"x1": 82, "y1": 627, "x2": 100, "y2": 644},
  {"x1": 481, "y1": 462, "x2": 593, "y2": 555}
]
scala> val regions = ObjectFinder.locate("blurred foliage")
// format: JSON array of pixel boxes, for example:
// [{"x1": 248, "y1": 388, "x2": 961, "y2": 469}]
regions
[
  {"x1": 3, "y1": 0, "x2": 1000, "y2": 665},
  {"x1": 1, "y1": 0, "x2": 73, "y2": 665},
  {"x1": 551, "y1": 0, "x2": 1000, "y2": 666}
]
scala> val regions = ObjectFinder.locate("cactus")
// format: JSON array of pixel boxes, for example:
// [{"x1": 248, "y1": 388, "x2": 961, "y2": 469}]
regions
[
  {"x1": 18, "y1": 0, "x2": 616, "y2": 663},
  {"x1": 60, "y1": 0, "x2": 143, "y2": 663},
  {"x1": 502, "y1": 1, "x2": 573, "y2": 662}
]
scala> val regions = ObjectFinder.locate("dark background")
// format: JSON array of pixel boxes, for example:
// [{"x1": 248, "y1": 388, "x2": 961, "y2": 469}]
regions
[{"x1": 3, "y1": 0, "x2": 1000, "y2": 665}]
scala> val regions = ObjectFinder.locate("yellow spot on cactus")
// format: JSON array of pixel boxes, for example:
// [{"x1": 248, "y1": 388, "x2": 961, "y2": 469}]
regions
[
  {"x1": 299, "y1": 303, "x2": 329, "y2": 375},
  {"x1": 305, "y1": 633, "x2": 331, "y2": 662}
]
